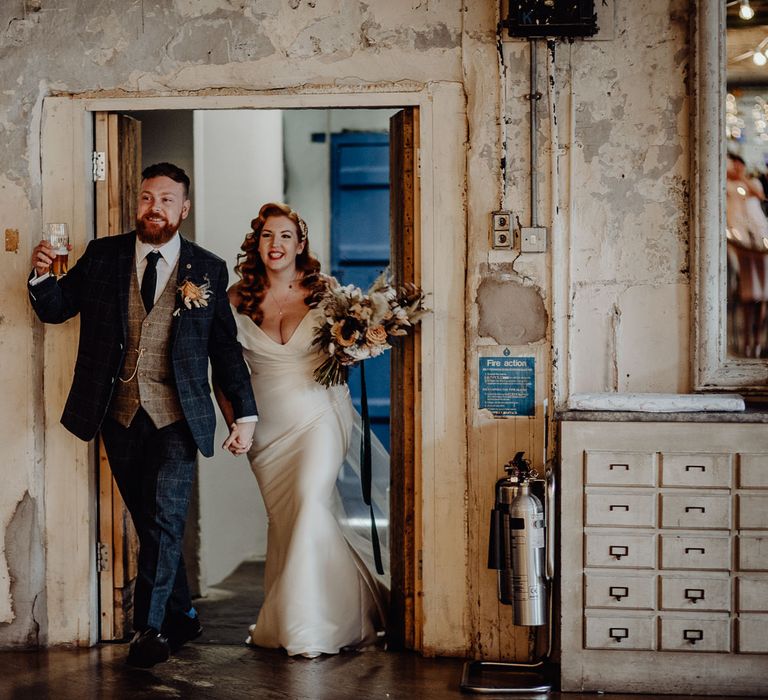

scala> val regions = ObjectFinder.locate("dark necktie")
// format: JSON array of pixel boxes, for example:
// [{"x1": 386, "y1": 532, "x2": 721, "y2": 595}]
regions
[{"x1": 140, "y1": 251, "x2": 162, "y2": 313}]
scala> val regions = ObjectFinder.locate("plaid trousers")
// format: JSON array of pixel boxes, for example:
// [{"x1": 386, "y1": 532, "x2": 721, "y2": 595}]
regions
[{"x1": 101, "y1": 408, "x2": 197, "y2": 632}]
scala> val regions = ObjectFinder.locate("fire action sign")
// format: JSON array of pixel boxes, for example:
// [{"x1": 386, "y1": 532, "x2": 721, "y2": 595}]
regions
[{"x1": 479, "y1": 353, "x2": 535, "y2": 417}]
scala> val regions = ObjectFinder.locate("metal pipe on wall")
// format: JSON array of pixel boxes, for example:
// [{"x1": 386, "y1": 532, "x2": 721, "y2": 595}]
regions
[{"x1": 530, "y1": 38, "x2": 540, "y2": 228}]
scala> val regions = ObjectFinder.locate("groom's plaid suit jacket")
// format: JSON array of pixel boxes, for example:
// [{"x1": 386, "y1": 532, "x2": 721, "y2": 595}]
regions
[{"x1": 28, "y1": 231, "x2": 256, "y2": 457}]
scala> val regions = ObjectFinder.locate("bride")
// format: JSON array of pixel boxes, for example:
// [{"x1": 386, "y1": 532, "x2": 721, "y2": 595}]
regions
[{"x1": 216, "y1": 202, "x2": 385, "y2": 658}]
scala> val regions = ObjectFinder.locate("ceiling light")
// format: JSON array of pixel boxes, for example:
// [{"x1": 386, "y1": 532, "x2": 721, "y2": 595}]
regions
[
  {"x1": 753, "y1": 50, "x2": 766, "y2": 66},
  {"x1": 740, "y1": 0, "x2": 755, "y2": 20}
]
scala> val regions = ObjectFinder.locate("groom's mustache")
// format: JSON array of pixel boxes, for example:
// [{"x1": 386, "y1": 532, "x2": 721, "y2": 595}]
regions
[
  {"x1": 139, "y1": 211, "x2": 169, "y2": 227},
  {"x1": 136, "y1": 212, "x2": 180, "y2": 244}
]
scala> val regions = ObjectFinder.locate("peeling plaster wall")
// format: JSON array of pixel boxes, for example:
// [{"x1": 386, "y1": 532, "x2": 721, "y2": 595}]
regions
[
  {"x1": 0, "y1": 493, "x2": 46, "y2": 647},
  {"x1": 476, "y1": 267, "x2": 548, "y2": 345},
  {"x1": 567, "y1": 0, "x2": 690, "y2": 394},
  {"x1": 467, "y1": 0, "x2": 691, "y2": 659},
  {"x1": 1, "y1": 0, "x2": 695, "y2": 658}
]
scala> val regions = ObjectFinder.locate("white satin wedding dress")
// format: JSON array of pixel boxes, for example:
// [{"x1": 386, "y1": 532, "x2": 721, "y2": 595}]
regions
[{"x1": 232, "y1": 305, "x2": 385, "y2": 657}]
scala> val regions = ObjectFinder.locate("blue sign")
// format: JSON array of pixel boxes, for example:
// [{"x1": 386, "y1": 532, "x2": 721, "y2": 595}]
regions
[{"x1": 479, "y1": 356, "x2": 535, "y2": 417}]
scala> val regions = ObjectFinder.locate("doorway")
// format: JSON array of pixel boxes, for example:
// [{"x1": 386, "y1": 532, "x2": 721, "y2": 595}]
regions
[
  {"x1": 95, "y1": 106, "x2": 415, "y2": 646},
  {"x1": 40, "y1": 87, "x2": 466, "y2": 652}
]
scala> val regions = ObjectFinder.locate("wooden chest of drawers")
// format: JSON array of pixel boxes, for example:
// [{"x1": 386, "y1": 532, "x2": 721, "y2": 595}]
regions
[{"x1": 560, "y1": 420, "x2": 768, "y2": 696}]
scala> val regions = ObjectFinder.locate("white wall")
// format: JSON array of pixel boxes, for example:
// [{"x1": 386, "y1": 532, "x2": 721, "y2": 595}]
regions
[
  {"x1": 193, "y1": 109, "x2": 284, "y2": 588},
  {"x1": 283, "y1": 108, "x2": 396, "y2": 270},
  {"x1": 128, "y1": 110, "x2": 197, "y2": 240}
]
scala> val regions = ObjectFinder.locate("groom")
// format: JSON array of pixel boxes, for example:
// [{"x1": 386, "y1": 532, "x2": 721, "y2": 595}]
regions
[{"x1": 28, "y1": 162, "x2": 257, "y2": 668}]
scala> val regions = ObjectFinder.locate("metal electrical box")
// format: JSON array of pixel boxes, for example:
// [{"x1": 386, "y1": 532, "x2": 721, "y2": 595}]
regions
[
  {"x1": 520, "y1": 226, "x2": 547, "y2": 253},
  {"x1": 491, "y1": 210, "x2": 513, "y2": 249},
  {"x1": 501, "y1": 0, "x2": 598, "y2": 39}
]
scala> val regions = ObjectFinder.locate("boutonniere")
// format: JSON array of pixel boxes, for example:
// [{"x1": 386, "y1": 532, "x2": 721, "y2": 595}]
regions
[{"x1": 173, "y1": 276, "x2": 212, "y2": 316}]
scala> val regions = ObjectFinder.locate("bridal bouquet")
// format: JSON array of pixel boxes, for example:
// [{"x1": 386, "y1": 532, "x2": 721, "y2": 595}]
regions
[{"x1": 312, "y1": 271, "x2": 425, "y2": 387}]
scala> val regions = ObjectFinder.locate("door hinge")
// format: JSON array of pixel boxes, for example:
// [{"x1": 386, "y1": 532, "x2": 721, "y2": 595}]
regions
[
  {"x1": 417, "y1": 548, "x2": 423, "y2": 582},
  {"x1": 415, "y1": 147, "x2": 421, "y2": 178},
  {"x1": 96, "y1": 542, "x2": 110, "y2": 572},
  {"x1": 416, "y1": 361, "x2": 422, "y2": 393},
  {"x1": 92, "y1": 151, "x2": 106, "y2": 182}
]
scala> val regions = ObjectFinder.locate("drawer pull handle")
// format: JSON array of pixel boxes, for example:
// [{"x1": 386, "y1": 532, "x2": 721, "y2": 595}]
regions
[
  {"x1": 684, "y1": 465, "x2": 706, "y2": 472},
  {"x1": 609, "y1": 463, "x2": 629, "y2": 471},
  {"x1": 684, "y1": 588, "x2": 705, "y2": 602},
  {"x1": 683, "y1": 629, "x2": 704, "y2": 644},
  {"x1": 684, "y1": 506, "x2": 705, "y2": 514},
  {"x1": 609, "y1": 586, "x2": 629, "y2": 600},
  {"x1": 609, "y1": 504, "x2": 629, "y2": 512},
  {"x1": 609, "y1": 545, "x2": 629, "y2": 559},
  {"x1": 684, "y1": 547, "x2": 705, "y2": 554},
  {"x1": 609, "y1": 627, "x2": 629, "y2": 641}
]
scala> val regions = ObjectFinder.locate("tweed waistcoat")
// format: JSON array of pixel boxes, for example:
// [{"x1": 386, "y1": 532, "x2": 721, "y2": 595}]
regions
[{"x1": 109, "y1": 259, "x2": 184, "y2": 428}]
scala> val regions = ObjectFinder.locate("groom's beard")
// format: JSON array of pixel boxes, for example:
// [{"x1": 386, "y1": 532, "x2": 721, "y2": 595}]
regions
[{"x1": 136, "y1": 212, "x2": 182, "y2": 246}]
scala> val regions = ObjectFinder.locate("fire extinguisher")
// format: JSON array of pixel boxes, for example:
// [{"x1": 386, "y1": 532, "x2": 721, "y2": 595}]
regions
[{"x1": 488, "y1": 451, "x2": 546, "y2": 626}]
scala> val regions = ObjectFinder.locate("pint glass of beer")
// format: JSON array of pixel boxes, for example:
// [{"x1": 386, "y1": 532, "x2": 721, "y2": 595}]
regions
[{"x1": 44, "y1": 223, "x2": 69, "y2": 277}]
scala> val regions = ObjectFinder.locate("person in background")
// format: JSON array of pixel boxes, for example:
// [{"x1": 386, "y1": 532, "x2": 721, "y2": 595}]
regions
[{"x1": 726, "y1": 153, "x2": 768, "y2": 357}]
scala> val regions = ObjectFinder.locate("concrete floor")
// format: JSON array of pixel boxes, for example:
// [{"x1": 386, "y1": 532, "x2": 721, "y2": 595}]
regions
[
  {"x1": 0, "y1": 563, "x2": 760, "y2": 699},
  {"x1": 193, "y1": 560, "x2": 265, "y2": 646},
  {"x1": 0, "y1": 645, "x2": 762, "y2": 700}
]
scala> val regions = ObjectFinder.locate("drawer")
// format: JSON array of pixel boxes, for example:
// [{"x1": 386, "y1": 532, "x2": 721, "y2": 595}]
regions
[
  {"x1": 660, "y1": 534, "x2": 731, "y2": 571},
  {"x1": 585, "y1": 492, "x2": 656, "y2": 528},
  {"x1": 737, "y1": 576, "x2": 768, "y2": 612},
  {"x1": 585, "y1": 573, "x2": 655, "y2": 610},
  {"x1": 585, "y1": 451, "x2": 655, "y2": 487},
  {"x1": 660, "y1": 575, "x2": 731, "y2": 612},
  {"x1": 738, "y1": 536, "x2": 768, "y2": 571},
  {"x1": 737, "y1": 615, "x2": 768, "y2": 653},
  {"x1": 660, "y1": 453, "x2": 732, "y2": 488},
  {"x1": 738, "y1": 494, "x2": 768, "y2": 530},
  {"x1": 660, "y1": 494, "x2": 731, "y2": 530},
  {"x1": 659, "y1": 615, "x2": 731, "y2": 653},
  {"x1": 585, "y1": 533, "x2": 656, "y2": 569},
  {"x1": 584, "y1": 614, "x2": 655, "y2": 651},
  {"x1": 738, "y1": 453, "x2": 768, "y2": 488}
]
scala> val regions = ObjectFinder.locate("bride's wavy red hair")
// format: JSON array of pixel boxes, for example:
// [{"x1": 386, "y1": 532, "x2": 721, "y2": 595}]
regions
[{"x1": 234, "y1": 202, "x2": 325, "y2": 324}]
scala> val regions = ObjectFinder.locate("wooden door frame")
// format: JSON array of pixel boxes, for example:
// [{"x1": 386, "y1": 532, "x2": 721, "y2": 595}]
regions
[
  {"x1": 40, "y1": 86, "x2": 467, "y2": 653},
  {"x1": 94, "y1": 113, "x2": 141, "y2": 641}
]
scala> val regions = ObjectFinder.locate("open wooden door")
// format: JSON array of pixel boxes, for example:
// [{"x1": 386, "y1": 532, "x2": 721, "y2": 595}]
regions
[
  {"x1": 388, "y1": 107, "x2": 422, "y2": 650},
  {"x1": 95, "y1": 112, "x2": 141, "y2": 641}
]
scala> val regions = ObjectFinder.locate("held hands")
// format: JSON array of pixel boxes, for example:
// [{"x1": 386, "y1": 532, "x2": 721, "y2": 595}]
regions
[{"x1": 223, "y1": 421, "x2": 255, "y2": 455}]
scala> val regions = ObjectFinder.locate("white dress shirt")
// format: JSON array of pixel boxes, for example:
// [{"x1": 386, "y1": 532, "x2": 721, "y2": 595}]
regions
[{"x1": 135, "y1": 233, "x2": 180, "y2": 303}]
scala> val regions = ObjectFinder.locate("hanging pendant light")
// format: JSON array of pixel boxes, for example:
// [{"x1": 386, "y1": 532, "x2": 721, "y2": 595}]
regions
[{"x1": 740, "y1": 0, "x2": 755, "y2": 21}]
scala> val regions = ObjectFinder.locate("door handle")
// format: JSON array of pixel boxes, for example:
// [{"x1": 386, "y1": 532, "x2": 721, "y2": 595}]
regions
[
  {"x1": 683, "y1": 629, "x2": 704, "y2": 644},
  {"x1": 609, "y1": 586, "x2": 629, "y2": 601},
  {"x1": 609, "y1": 627, "x2": 629, "y2": 641},
  {"x1": 609, "y1": 545, "x2": 629, "y2": 559}
]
